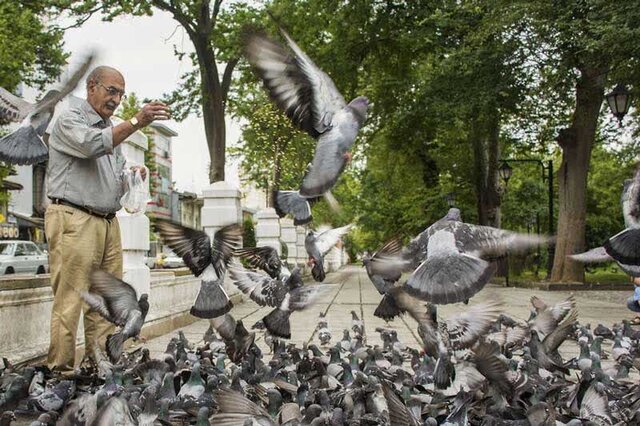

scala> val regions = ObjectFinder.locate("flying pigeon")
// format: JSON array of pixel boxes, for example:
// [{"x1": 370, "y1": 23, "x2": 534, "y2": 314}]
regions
[
  {"x1": 305, "y1": 224, "x2": 353, "y2": 282},
  {"x1": 154, "y1": 219, "x2": 242, "y2": 318},
  {"x1": 244, "y1": 24, "x2": 369, "y2": 224},
  {"x1": 403, "y1": 208, "x2": 550, "y2": 304},
  {"x1": 603, "y1": 166, "x2": 640, "y2": 266},
  {"x1": 362, "y1": 238, "x2": 409, "y2": 320},
  {"x1": 81, "y1": 270, "x2": 149, "y2": 363},
  {"x1": 0, "y1": 53, "x2": 94, "y2": 165},
  {"x1": 228, "y1": 262, "x2": 328, "y2": 339}
]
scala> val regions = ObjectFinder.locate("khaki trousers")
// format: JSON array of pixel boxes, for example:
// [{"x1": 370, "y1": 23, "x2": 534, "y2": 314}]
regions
[{"x1": 45, "y1": 203, "x2": 122, "y2": 373}]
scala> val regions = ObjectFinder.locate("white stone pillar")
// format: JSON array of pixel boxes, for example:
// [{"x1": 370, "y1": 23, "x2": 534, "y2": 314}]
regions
[
  {"x1": 255, "y1": 208, "x2": 281, "y2": 254},
  {"x1": 201, "y1": 181, "x2": 243, "y2": 297},
  {"x1": 114, "y1": 116, "x2": 150, "y2": 297},
  {"x1": 296, "y1": 226, "x2": 308, "y2": 270},
  {"x1": 279, "y1": 218, "x2": 297, "y2": 263}
]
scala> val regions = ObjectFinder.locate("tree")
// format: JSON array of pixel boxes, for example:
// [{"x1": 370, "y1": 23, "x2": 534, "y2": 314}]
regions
[
  {"x1": 65, "y1": 0, "x2": 263, "y2": 183},
  {"x1": 502, "y1": 1, "x2": 640, "y2": 282}
]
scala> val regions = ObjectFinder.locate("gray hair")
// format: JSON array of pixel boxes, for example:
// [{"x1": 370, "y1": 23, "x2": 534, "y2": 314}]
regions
[{"x1": 85, "y1": 66, "x2": 123, "y2": 89}]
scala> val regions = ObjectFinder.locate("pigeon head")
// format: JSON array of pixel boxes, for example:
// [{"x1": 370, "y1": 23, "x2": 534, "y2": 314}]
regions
[{"x1": 348, "y1": 96, "x2": 369, "y2": 126}]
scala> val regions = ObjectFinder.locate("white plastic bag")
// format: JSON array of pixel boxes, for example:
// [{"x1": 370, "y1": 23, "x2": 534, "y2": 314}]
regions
[{"x1": 120, "y1": 165, "x2": 150, "y2": 215}]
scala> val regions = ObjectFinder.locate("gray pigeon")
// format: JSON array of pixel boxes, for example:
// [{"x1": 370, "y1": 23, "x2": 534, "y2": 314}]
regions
[
  {"x1": 234, "y1": 245, "x2": 283, "y2": 279},
  {"x1": 0, "y1": 53, "x2": 94, "y2": 165},
  {"x1": 403, "y1": 208, "x2": 549, "y2": 304},
  {"x1": 154, "y1": 219, "x2": 242, "y2": 318},
  {"x1": 305, "y1": 224, "x2": 352, "y2": 282},
  {"x1": 228, "y1": 262, "x2": 328, "y2": 339},
  {"x1": 209, "y1": 314, "x2": 255, "y2": 363},
  {"x1": 604, "y1": 166, "x2": 640, "y2": 266},
  {"x1": 245, "y1": 25, "x2": 369, "y2": 224},
  {"x1": 362, "y1": 238, "x2": 409, "y2": 320},
  {"x1": 81, "y1": 270, "x2": 149, "y2": 363}
]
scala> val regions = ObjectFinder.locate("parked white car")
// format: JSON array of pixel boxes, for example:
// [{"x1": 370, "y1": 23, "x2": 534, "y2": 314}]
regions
[
  {"x1": 0, "y1": 240, "x2": 49, "y2": 275},
  {"x1": 158, "y1": 250, "x2": 186, "y2": 269}
]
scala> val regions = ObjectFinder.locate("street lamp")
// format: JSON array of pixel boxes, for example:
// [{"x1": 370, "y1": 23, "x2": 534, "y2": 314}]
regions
[
  {"x1": 498, "y1": 162, "x2": 513, "y2": 186},
  {"x1": 499, "y1": 158, "x2": 554, "y2": 276},
  {"x1": 445, "y1": 192, "x2": 456, "y2": 207},
  {"x1": 605, "y1": 83, "x2": 632, "y2": 126}
]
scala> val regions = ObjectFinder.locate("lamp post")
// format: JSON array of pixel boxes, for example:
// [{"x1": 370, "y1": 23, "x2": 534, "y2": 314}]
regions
[
  {"x1": 605, "y1": 84, "x2": 632, "y2": 126},
  {"x1": 499, "y1": 159, "x2": 554, "y2": 275},
  {"x1": 445, "y1": 192, "x2": 456, "y2": 207}
]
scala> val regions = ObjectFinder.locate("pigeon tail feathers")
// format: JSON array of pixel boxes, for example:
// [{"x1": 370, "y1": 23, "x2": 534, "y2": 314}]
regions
[
  {"x1": 263, "y1": 308, "x2": 292, "y2": 339},
  {"x1": 374, "y1": 294, "x2": 405, "y2": 321},
  {"x1": 273, "y1": 190, "x2": 313, "y2": 226},
  {"x1": 190, "y1": 280, "x2": 233, "y2": 319},
  {"x1": 405, "y1": 253, "x2": 496, "y2": 305},
  {"x1": 0, "y1": 125, "x2": 48, "y2": 165},
  {"x1": 604, "y1": 228, "x2": 640, "y2": 265}
]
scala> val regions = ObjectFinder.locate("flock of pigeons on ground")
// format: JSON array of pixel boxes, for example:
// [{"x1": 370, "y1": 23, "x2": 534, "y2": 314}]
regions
[{"x1": 2, "y1": 14, "x2": 640, "y2": 426}]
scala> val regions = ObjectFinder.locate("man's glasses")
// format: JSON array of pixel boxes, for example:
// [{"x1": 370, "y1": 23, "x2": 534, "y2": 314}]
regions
[{"x1": 96, "y1": 82, "x2": 126, "y2": 100}]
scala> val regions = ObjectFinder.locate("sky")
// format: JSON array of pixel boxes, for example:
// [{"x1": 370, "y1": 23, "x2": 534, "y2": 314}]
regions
[{"x1": 54, "y1": 10, "x2": 242, "y2": 194}]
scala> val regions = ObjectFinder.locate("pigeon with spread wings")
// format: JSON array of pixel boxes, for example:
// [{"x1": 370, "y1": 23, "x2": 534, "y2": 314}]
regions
[
  {"x1": 0, "y1": 53, "x2": 94, "y2": 165},
  {"x1": 403, "y1": 208, "x2": 550, "y2": 304},
  {"x1": 228, "y1": 262, "x2": 328, "y2": 339},
  {"x1": 305, "y1": 224, "x2": 353, "y2": 282},
  {"x1": 244, "y1": 25, "x2": 368, "y2": 225},
  {"x1": 234, "y1": 245, "x2": 284, "y2": 279},
  {"x1": 603, "y1": 166, "x2": 640, "y2": 266},
  {"x1": 153, "y1": 219, "x2": 242, "y2": 318},
  {"x1": 81, "y1": 269, "x2": 149, "y2": 363}
]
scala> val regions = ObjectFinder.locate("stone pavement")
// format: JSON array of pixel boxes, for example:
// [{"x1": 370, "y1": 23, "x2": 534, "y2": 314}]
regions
[{"x1": 139, "y1": 265, "x2": 636, "y2": 362}]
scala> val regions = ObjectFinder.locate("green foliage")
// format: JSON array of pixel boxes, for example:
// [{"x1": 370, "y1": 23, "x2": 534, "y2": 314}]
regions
[
  {"x1": 242, "y1": 216, "x2": 256, "y2": 248},
  {"x1": 0, "y1": 2, "x2": 67, "y2": 92}
]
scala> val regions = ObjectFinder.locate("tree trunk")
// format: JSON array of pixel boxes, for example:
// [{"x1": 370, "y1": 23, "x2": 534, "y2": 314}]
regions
[
  {"x1": 471, "y1": 112, "x2": 501, "y2": 227},
  {"x1": 550, "y1": 65, "x2": 607, "y2": 282}
]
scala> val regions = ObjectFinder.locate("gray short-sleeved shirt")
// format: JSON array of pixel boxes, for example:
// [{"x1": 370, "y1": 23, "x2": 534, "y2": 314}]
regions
[{"x1": 46, "y1": 99, "x2": 126, "y2": 214}]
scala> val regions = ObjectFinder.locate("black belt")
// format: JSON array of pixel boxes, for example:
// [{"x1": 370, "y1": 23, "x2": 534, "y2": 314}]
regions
[{"x1": 49, "y1": 198, "x2": 116, "y2": 220}]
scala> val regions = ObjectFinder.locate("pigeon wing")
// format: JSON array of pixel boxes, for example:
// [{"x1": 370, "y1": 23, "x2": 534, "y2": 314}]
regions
[
  {"x1": 87, "y1": 269, "x2": 140, "y2": 326},
  {"x1": 154, "y1": 219, "x2": 212, "y2": 277},
  {"x1": 244, "y1": 29, "x2": 346, "y2": 139},
  {"x1": 234, "y1": 246, "x2": 281, "y2": 274},
  {"x1": 446, "y1": 298, "x2": 503, "y2": 349},
  {"x1": 315, "y1": 224, "x2": 353, "y2": 255},
  {"x1": 211, "y1": 223, "x2": 243, "y2": 277},
  {"x1": 456, "y1": 223, "x2": 550, "y2": 260}
]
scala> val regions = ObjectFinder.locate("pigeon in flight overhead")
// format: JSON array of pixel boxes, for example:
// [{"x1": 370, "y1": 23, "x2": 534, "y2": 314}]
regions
[
  {"x1": 154, "y1": 219, "x2": 242, "y2": 318},
  {"x1": 0, "y1": 53, "x2": 94, "y2": 165},
  {"x1": 403, "y1": 208, "x2": 550, "y2": 304},
  {"x1": 604, "y1": 166, "x2": 640, "y2": 266},
  {"x1": 362, "y1": 238, "x2": 410, "y2": 320},
  {"x1": 81, "y1": 269, "x2": 149, "y2": 363},
  {"x1": 244, "y1": 24, "x2": 369, "y2": 224},
  {"x1": 228, "y1": 262, "x2": 328, "y2": 339},
  {"x1": 305, "y1": 224, "x2": 353, "y2": 282}
]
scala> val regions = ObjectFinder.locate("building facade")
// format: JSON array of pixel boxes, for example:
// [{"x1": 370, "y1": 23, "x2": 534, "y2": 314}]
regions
[{"x1": 145, "y1": 122, "x2": 178, "y2": 220}]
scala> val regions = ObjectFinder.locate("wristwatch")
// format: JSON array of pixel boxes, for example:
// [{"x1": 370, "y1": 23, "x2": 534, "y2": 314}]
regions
[{"x1": 129, "y1": 116, "x2": 139, "y2": 128}]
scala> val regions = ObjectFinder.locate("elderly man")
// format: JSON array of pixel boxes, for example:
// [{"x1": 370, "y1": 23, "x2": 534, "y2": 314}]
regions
[{"x1": 45, "y1": 65, "x2": 170, "y2": 374}]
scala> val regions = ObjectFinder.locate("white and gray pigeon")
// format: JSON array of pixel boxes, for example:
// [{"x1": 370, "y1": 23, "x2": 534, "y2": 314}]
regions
[
  {"x1": 305, "y1": 224, "x2": 353, "y2": 282},
  {"x1": 228, "y1": 262, "x2": 329, "y2": 339},
  {"x1": 604, "y1": 166, "x2": 640, "y2": 266},
  {"x1": 244, "y1": 25, "x2": 369, "y2": 226},
  {"x1": 403, "y1": 208, "x2": 549, "y2": 304},
  {"x1": 0, "y1": 53, "x2": 94, "y2": 165},
  {"x1": 154, "y1": 219, "x2": 242, "y2": 318},
  {"x1": 81, "y1": 270, "x2": 150, "y2": 363}
]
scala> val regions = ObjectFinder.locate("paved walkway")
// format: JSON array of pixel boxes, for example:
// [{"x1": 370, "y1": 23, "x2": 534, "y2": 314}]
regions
[{"x1": 141, "y1": 265, "x2": 636, "y2": 361}]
